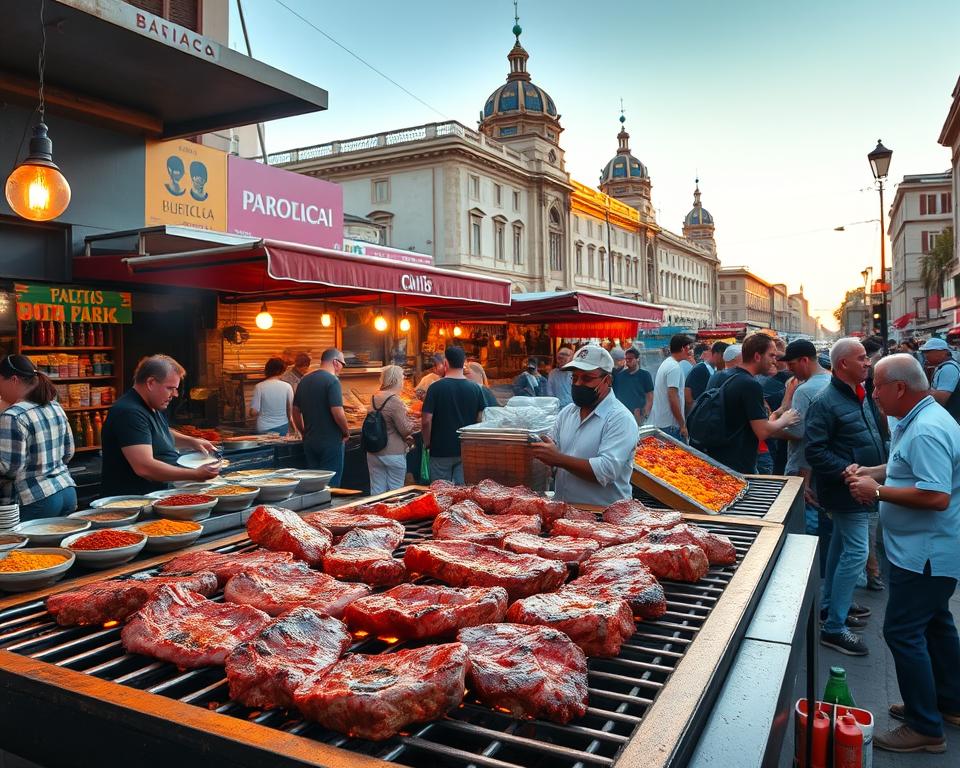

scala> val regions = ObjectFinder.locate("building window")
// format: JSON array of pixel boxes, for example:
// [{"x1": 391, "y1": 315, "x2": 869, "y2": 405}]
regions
[
  {"x1": 367, "y1": 210, "x2": 394, "y2": 247},
  {"x1": 513, "y1": 223, "x2": 523, "y2": 265},
  {"x1": 574, "y1": 216, "x2": 580, "y2": 234},
  {"x1": 513, "y1": 190, "x2": 520, "y2": 211},
  {"x1": 495, "y1": 219, "x2": 506, "y2": 261},
  {"x1": 372, "y1": 178, "x2": 390, "y2": 204},
  {"x1": 494, "y1": 184, "x2": 502, "y2": 207},
  {"x1": 920, "y1": 193, "x2": 937, "y2": 216},
  {"x1": 943, "y1": 192, "x2": 953, "y2": 214},
  {"x1": 616, "y1": 255, "x2": 623, "y2": 284},
  {"x1": 588, "y1": 245, "x2": 595, "y2": 277},
  {"x1": 470, "y1": 175, "x2": 481, "y2": 200},
  {"x1": 470, "y1": 213, "x2": 483, "y2": 256},
  {"x1": 587, "y1": 220, "x2": 593, "y2": 238},
  {"x1": 599, "y1": 248, "x2": 606, "y2": 281},
  {"x1": 548, "y1": 208, "x2": 564, "y2": 272},
  {"x1": 575, "y1": 244, "x2": 583, "y2": 275},
  {"x1": 720, "y1": 295, "x2": 726, "y2": 305},
  {"x1": 922, "y1": 230, "x2": 941, "y2": 253},
  {"x1": 127, "y1": 0, "x2": 201, "y2": 31}
]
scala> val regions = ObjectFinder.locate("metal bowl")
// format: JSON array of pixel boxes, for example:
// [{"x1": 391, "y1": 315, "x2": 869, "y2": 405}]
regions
[
  {"x1": 286, "y1": 470, "x2": 335, "y2": 492},
  {"x1": 152, "y1": 497, "x2": 219, "y2": 521},
  {"x1": 13, "y1": 517, "x2": 92, "y2": 546},
  {"x1": 0, "y1": 548, "x2": 75, "y2": 592},
  {"x1": 61, "y1": 530, "x2": 147, "y2": 570}
]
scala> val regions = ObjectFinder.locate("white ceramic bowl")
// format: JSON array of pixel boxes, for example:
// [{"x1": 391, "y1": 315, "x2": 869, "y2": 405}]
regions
[
  {"x1": 61, "y1": 530, "x2": 147, "y2": 570},
  {"x1": 286, "y1": 470, "x2": 335, "y2": 492},
  {"x1": 222, "y1": 469, "x2": 277, "y2": 481},
  {"x1": 68, "y1": 508, "x2": 141, "y2": 529},
  {"x1": 130, "y1": 521, "x2": 203, "y2": 553},
  {"x1": 13, "y1": 517, "x2": 91, "y2": 546},
  {"x1": 0, "y1": 548, "x2": 75, "y2": 592},
  {"x1": 152, "y1": 496, "x2": 219, "y2": 521},
  {"x1": 0, "y1": 534, "x2": 28, "y2": 552},
  {"x1": 91, "y1": 495, "x2": 154, "y2": 514},
  {"x1": 249, "y1": 477, "x2": 301, "y2": 501},
  {"x1": 204, "y1": 485, "x2": 260, "y2": 512}
]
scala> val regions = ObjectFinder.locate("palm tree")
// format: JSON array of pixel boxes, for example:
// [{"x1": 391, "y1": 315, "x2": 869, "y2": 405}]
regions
[{"x1": 920, "y1": 226, "x2": 955, "y2": 297}]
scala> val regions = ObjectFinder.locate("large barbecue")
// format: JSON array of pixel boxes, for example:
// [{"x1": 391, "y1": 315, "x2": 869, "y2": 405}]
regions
[{"x1": 0, "y1": 487, "x2": 793, "y2": 768}]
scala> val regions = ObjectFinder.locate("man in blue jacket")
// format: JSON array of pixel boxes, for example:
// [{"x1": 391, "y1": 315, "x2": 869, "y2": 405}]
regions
[{"x1": 806, "y1": 337, "x2": 887, "y2": 656}]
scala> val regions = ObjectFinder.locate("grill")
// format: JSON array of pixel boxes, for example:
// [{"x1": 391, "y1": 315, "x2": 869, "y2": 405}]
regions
[{"x1": 0, "y1": 490, "x2": 787, "y2": 768}]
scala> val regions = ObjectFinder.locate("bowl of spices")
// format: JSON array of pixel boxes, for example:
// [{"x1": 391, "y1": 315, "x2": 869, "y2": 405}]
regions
[
  {"x1": 204, "y1": 484, "x2": 261, "y2": 512},
  {"x1": 248, "y1": 476, "x2": 301, "y2": 501},
  {"x1": 61, "y1": 529, "x2": 147, "y2": 569},
  {"x1": 152, "y1": 493, "x2": 218, "y2": 521},
  {"x1": 132, "y1": 519, "x2": 203, "y2": 552},
  {"x1": 0, "y1": 548, "x2": 75, "y2": 592},
  {"x1": 13, "y1": 517, "x2": 92, "y2": 546},
  {"x1": 68, "y1": 508, "x2": 141, "y2": 529},
  {"x1": 0, "y1": 534, "x2": 29, "y2": 552},
  {"x1": 90, "y1": 496, "x2": 154, "y2": 515}
]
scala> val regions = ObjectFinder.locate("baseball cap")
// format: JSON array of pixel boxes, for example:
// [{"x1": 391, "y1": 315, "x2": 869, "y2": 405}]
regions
[
  {"x1": 779, "y1": 339, "x2": 818, "y2": 361},
  {"x1": 526, "y1": 357, "x2": 538, "y2": 370},
  {"x1": 722, "y1": 344, "x2": 742, "y2": 364},
  {"x1": 563, "y1": 345, "x2": 614, "y2": 373},
  {"x1": 920, "y1": 337, "x2": 950, "y2": 352}
]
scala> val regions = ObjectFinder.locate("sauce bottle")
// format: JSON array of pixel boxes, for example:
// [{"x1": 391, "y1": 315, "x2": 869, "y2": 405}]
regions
[
  {"x1": 86, "y1": 323, "x2": 95, "y2": 347},
  {"x1": 83, "y1": 412, "x2": 95, "y2": 447},
  {"x1": 93, "y1": 410, "x2": 103, "y2": 445},
  {"x1": 95, "y1": 323, "x2": 104, "y2": 346},
  {"x1": 72, "y1": 414, "x2": 85, "y2": 447},
  {"x1": 823, "y1": 666, "x2": 856, "y2": 707},
  {"x1": 37, "y1": 319, "x2": 47, "y2": 346}
]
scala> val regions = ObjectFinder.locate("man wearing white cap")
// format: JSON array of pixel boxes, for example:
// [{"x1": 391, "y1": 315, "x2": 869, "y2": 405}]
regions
[
  {"x1": 706, "y1": 344, "x2": 743, "y2": 389},
  {"x1": 920, "y1": 338, "x2": 960, "y2": 423},
  {"x1": 530, "y1": 345, "x2": 639, "y2": 505}
]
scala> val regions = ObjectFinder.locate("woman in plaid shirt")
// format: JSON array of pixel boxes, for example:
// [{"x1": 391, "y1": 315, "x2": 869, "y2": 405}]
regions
[{"x1": 0, "y1": 355, "x2": 76, "y2": 521}]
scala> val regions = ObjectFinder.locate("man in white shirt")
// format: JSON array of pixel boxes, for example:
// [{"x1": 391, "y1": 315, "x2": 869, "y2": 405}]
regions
[
  {"x1": 546, "y1": 347, "x2": 574, "y2": 407},
  {"x1": 530, "y1": 345, "x2": 639, "y2": 506},
  {"x1": 650, "y1": 334, "x2": 693, "y2": 441}
]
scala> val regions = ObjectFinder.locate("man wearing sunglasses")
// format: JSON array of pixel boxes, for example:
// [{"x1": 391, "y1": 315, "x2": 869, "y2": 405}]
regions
[
  {"x1": 530, "y1": 345, "x2": 639, "y2": 505},
  {"x1": 292, "y1": 348, "x2": 350, "y2": 486}
]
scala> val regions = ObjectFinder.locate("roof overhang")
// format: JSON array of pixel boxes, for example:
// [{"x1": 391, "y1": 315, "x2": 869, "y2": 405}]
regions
[{"x1": 0, "y1": 0, "x2": 327, "y2": 138}]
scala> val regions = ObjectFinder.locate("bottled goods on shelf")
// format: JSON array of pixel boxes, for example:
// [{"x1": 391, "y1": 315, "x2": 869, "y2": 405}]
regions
[
  {"x1": 70, "y1": 409, "x2": 109, "y2": 449},
  {"x1": 20, "y1": 320, "x2": 115, "y2": 349}
]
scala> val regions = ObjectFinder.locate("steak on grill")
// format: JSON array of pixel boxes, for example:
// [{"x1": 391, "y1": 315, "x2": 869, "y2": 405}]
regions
[
  {"x1": 46, "y1": 571, "x2": 219, "y2": 627},
  {"x1": 223, "y1": 560, "x2": 371, "y2": 618},
  {"x1": 468, "y1": 478, "x2": 533, "y2": 514},
  {"x1": 353, "y1": 491, "x2": 442, "y2": 521},
  {"x1": 506, "y1": 591, "x2": 635, "y2": 657},
  {"x1": 294, "y1": 642, "x2": 471, "y2": 741},
  {"x1": 567, "y1": 558, "x2": 667, "y2": 619},
  {"x1": 302, "y1": 509, "x2": 405, "y2": 538},
  {"x1": 432, "y1": 500, "x2": 540, "y2": 547},
  {"x1": 550, "y1": 518, "x2": 651, "y2": 546},
  {"x1": 321, "y1": 527, "x2": 407, "y2": 587},
  {"x1": 602, "y1": 499, "x2": 683, "y2": 530},
  {"x1": 247, "y1": 505, "x2": 332, "y2": 567},
  {"x1": 404, "y1": 539, "x2": 567, "y2": 601},
  {"x1": 161, "y1": 549, "x2": 295, "y2": 587},
  {"x1": 121, "y1": 584, "x2": 270, "y2": 669},
  {"x1": 344, "y1": 584, "x2": 509, "y2": 640},
  {"x1": 498, "y1": 495, "x2": 595, "y2": 527},
  {"x1": 458, "y1": 623, "x2": 589, "y2": 723},
  {"x1": 430, "y1": 479, "x2": 473, "y2": 506},
  {"x1": 587, "y1": 541, "x2": 709, "y2": 582},
  {"x1": 643, "y1": 523, "x2": 737, "y2": 565},
  {"x1": 502, "y1": 532, "x2": 600, "y2": 564},
  {"x1": 225, "y1": 607, "x2": 352, "y2": 710}
]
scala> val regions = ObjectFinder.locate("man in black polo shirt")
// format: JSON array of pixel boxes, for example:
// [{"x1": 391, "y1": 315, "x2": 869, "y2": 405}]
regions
[
  {"x1": 101, "y1": 355, "x2": 220, "y2": 496},
  {"x1": 292, "y1": 348, "x2": 351, "y2": 486}
]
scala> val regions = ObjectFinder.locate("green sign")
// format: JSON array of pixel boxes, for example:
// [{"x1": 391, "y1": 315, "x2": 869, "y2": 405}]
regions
[{"x1": 15, "y1": 283, "x2": 133, "y2": 324}]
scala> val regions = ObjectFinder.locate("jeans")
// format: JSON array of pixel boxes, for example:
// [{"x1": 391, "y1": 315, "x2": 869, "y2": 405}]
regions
[
  {"x1": 661, "y1": 426, "x2": 686, "y2": 443},
  {"x1": 884, "y1": 563, "x2": 960, "y2": 737},
  {"x1": 821, "y1": 510, "x2": 870, "y2": 635},
  {"x1": 259, "y1": 424, "x2": 288, "y2": 437},
  {"x1": 756, "y1": 451, "x2": 774, "y2": 475},
  {"x1": 818, "y1": 508, "x2": 834, "y2": 578},
  {"x1": 429, "y1": 455, "x2": 464, "y2": 484},
  {"x1": 866, "y1": 509, "x2": 881, "y2": 580},
  {"x1": 18, "y1": 486, "x2": 78, "y2": 522},
  {"x1": 367, "y1": 452, "x2": 407, "y2": 495},
  {"x1": 304, "y1": 441, "x2": 345, "y2": 487}
]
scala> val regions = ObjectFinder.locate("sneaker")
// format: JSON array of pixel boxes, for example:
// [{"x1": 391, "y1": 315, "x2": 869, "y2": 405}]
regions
[
  {"x1": 866, "y1": 575, "x2": 886, "y2": 591},
  {"x1": 874, "y1": 724, "x2": 946, "y2": 753},
  {"x1": 890, "y1": 703, "x2": 960, "y2": 728},
  {"x1": 819, "y1": 609, "x2": 868, "y2": 629},
  {"x1": 820, "y1": 629, "x2": 869, "y2": 656},
  {"x1": 848, "y1": 603, "x2": 872, "y2": 618}
]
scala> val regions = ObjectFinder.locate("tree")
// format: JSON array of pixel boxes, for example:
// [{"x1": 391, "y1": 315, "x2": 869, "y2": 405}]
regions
[
  {"x1": 921, "y1": 226, "x2": 954, "y2": 296},
  {"x1": 834, "y1": 287, "x2": 865, "y2": 326}
]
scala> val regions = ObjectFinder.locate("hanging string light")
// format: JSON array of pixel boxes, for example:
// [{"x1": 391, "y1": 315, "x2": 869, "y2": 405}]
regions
[
  {"x1": 255, "y1": 302, "x2": 274, "y2": 330},
  {"x1": 399, "y1": 314, "x2": 411, "y2": 333},
  {"x1": 320, "y1": 301, "x2": 332, "y2": 327},
  {"x1": 452, "y1": 325, "x2": 463, "y2": 337}
]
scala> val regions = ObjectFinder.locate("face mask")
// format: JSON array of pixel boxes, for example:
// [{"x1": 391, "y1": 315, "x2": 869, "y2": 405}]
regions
[{"x1": 571, "y1": 383, "x2": 601, "y2": 407}]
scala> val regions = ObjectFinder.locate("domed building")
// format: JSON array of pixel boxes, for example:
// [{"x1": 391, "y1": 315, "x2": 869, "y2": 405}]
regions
[
  {"x1": 682, "y1": 179, "x2": 716, "y2": 254},
  {"x1": 598, "y1": 113, "x2": 654, "y2": 221}
]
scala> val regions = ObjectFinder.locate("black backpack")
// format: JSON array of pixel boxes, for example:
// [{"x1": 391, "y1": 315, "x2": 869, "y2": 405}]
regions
[
  {"x1": 686, "y1": 369, "x2": 746, "y2": 448},
  {"x1": 361, "y1": 394, "x2": 395, "y2": 453},
  {"x1": 936, "y1": 360, "x2": 960, "y2": 423}
]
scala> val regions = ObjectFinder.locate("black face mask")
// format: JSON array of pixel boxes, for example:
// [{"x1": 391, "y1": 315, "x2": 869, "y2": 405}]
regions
[{"x1": 571, "y1": 383, "x2": 601, "y2": 407}]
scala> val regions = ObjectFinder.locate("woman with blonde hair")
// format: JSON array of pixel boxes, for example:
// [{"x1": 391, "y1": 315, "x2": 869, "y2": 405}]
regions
[
  {"x1": 366, "y1": 365, "x2": 415, "y2": 493},
  {"x1": 465, "y1": 361, "x2": 499, "y2": 407}
]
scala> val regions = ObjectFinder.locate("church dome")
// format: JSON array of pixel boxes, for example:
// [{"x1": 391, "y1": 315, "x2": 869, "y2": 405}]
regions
[
  {"x1": 599, "y1": 114, "x2": 648, "y2": 184},
  {"x1": 684, "y1": 180, "x2": 714, "y2": 226},
  {"x1": 483, "y1": 74, "x2": 558, "y2": 120}
]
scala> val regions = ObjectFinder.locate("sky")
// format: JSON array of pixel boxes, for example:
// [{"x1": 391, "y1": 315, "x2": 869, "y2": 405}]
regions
[{"x1": 229, "y1": 0, "x2": 960, "y2": 330}]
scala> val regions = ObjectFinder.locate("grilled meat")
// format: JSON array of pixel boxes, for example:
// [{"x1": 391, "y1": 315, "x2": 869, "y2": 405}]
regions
[
  {"x1": 121, "y1": 584, "x2": 270, "y2": 669},
  {"x1": 344, "y1": 584, "x2": 508, "y2": 640},
  {"x1": 432, "y1": 500, "x2": 540, "y2": 547},
  {"x1": 294, "y1": 642, "x2": 471, "y2": 741},
  {"x1": 468, "y1": 478, "x2": 534, "y2": 514},
  {"x1": 502, "y1": 532, "x2": 600, "y2": 564},
  {"x1": 549, "y1": 518, "x2": 651, "y2": 546},
  {"x1": 225, "y1": 607, "x2": 352, "y2": 710},
  {"x1": 458, "y1": 623, "x2": 589, "y2": 723},
  {"x1": 566, "y1": 558, "x2": 667, "y2": 619},
  {"x1": 353, "y1": 491, "x2": 443, "y2": 521},
  {"x1": 247, "y1": 505, "x2": 332, "y2": 567},
  {"x1": 430, "y1": 479, "x2": 473, "y2": 506},
  {"x1": 506, "y1": 591, "x2": 635, "y2": 657},
  {"x1": 497, "y1": 495, "x2": 593, "y2": 526},
  {"x1": 321, "y1": 527, "x2": 407, "y2": 587},
  {"x1": 161, "y1": 549, "x2": 295, "y2": 587},
  {"x1": 587, "y1": 541, "x2": 709, "y2": 582},
  {"x1": 302, "y1": 509, "x2": 405, "y2": 539},
  {"x1": 223, "y1": 561, "x2": 371, "y2": 618},
  {"x1": 404, "y1": 539, "x2": 566, "y2": 601},
  {"x1": 643, "y1": 523, "x2": 737, "y2": 565},
  {"x1": 602, "y1": 499, "x2": 682, "y2": 529},
  {"x1": 46, "y1": 571, "x2": 219, "y2": 627}
]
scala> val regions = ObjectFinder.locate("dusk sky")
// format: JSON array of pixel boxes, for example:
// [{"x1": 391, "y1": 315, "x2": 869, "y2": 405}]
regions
[{"x1": 230, "y1": 0, "x2": 960, "y2": 330}]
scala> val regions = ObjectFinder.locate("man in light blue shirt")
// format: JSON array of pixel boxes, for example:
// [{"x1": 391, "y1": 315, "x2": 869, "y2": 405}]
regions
[
  {"x1": 847, "y1": 354, "x2": 960, "y2": 754},
  {"x1": 531, "y1": 345, "x2": 639, "y2": 506},
  {"x1": 921, "y1": 337, "x2": 960, "y2": 423},
  {"x1": 545, "y1": 347, "x2": 573, "y2": 407}
]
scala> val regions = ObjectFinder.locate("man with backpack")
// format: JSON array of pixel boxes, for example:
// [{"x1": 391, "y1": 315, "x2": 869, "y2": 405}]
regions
[
  {"x1": 512, "y1": 358, "x2": 545, "y2": 397},
  {"x1": 687, "y1": 333, "x2": 798, "y2": 474},
  {"x1": 921, "y1": 338, "x2": 960, "y2": 424}
]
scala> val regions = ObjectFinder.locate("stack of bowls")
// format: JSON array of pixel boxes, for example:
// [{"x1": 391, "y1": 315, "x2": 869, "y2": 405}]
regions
[{"x1": 0, "y1": 503, "x2": 20, "y2": 533}]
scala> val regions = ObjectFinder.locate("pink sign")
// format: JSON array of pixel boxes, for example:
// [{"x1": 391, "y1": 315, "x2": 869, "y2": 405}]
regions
[{"x1": 227, "y1": 156, "x2": 343, "y2": 249}]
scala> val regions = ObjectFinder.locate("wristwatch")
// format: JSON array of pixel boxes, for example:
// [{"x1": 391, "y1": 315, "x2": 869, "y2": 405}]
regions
[{"x1": 875, "y1": 486, "x2": 882, "y2": 502}]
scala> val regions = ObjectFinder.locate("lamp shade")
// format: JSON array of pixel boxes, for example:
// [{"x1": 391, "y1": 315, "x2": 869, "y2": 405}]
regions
[
  {"x1": 255, "y1": 302, "x2": 274, "y2": 330},
  {"x1": 320, "y1": 312, "x2": 332, "y2": 327},
  {"x1": 5, "y1": 124, "x2": 71, "y2": 222},
  {"x1": 867, "y1": 140, "x2": 892, "y2": 180}
]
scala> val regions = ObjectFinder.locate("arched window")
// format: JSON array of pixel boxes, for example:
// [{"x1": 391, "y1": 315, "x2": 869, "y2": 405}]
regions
[
  {"x1": 599, "y1": 248, "x2": 606, "y2": 281},
  {"x1": 548, "y1": 207, "x2": 564, "y2": 272},
  {"x1": 646, "y1": 244, "x2": 656, "y2": 296},
  {"x1": 588, "y1": 245, "x2": 596, "y2": 278},
  {"x1": 367, "y1": 210, "x2": 394, "y2": 246}
]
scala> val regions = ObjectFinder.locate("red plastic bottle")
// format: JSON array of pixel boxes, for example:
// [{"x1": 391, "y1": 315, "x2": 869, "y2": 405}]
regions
[
  {"x1": 95, "y1": 323, "x2": 104, "y2": 346},
  {"x1": 37, "y1": 319, "x2": 47, "y2": 346},
  {"x1": 834, "y1": 713, "x2": 863, "y2": 768}
]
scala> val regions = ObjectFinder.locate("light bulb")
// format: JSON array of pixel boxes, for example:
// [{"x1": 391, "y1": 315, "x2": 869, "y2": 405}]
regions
[
  {"x1": 453, "y1": 325, "x2": 462, "y2": 337},
  {"x1": 399, "y1": 316, "x2": 411, "y2": 333},
  {"x1": 374, "y1": 314, "x2": 388, "y2": 332},
  {"x1": 493, "y1": 338, "x2": 501, "y2": 348},
  {"x1": 5, "y1": 123, "x2": 71, "y2": 222},
  {"x1": 320, "y1": 312, "x2": 332, "y2": 327},
  {"x1": 255, "y1": 302, "x2": 273, "y2": 330},
  {"x1": 439, "y1": 328, "x2": 446, "y2": 337}
]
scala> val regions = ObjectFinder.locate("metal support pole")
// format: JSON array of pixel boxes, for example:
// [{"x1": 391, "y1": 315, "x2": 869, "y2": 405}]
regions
[{"x1": 879, "y1": 179, "x2": 888, "y2": 350}]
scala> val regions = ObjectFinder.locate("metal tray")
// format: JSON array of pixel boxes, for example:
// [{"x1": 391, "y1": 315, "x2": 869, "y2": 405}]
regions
[
  {"x1": 632, "y1": 426, "x2": 749, "y2": 515},
  {"x1": 457, "y1": 426, "x2": 546, "y2": 442}
]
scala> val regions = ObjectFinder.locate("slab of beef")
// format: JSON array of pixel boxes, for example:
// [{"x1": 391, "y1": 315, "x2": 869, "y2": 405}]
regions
[
  {"x1": 121, "y1": 584, "x2": 270, "y2": 668},
  {"x1": 566, "y1": 558, "x2": 667, "y2": 619},
  {"x1": 344, "y1": 584, "x2": 508, "y2": 640},
  {"x1": 506, "y1": 591, "x2": 635, "y2": 657},
  {"x1": 321, "y1": 527, "x2": 407, "y2": 586},
  {"x1": 225, "y1": 607, "x2": 351, "y2": 710},
  {"x1": 294, "y1": 642, "x2": 470, "y2": 741},
  {"x1": 458, "y1": 623, "x2": 588, "y2": 723},
  {"x1": 430, "y1": 479, "x2": 473, "y2": 506},
  {"x1": 497, "y1": 495, "x2": 595, "y2": 527},
  {"x1": 223, "y1": 560, "x2": 371, "y2": 618},
  {"x1": 550, "y1": 518, "x2": 651, "y2": 546},
  {"x1": 502, "y1": 532, "x2": 599, "y2": 565},
  {"x1": 303, "y1": 509, "x2": 405, "y2": 538},
  {"x1": 643, "y1": 523, "x2": 737, "y2": 565},
  {"x1": 432, "y1": 500, "x2": 540, "y2": 547},
  {"x1": 404, "y1": 539, "x2": 566, "y2": 600},
  {"x1": 468, "y1": 479, "x2": 535, "y2": 513},
  {"x1": 161, "y1": 549, "x2": 295, "y2": 587},
  {"x1": 46, "y1": 571, "x2": 220, "y2": 627},
  {"x1": 353, "y1": 491, "x2": 443, "y2": 521},
  {"x1": 247, "y1": 505, "x2": 332, "y2": 567},
  {"x1": 602, "y1": 499, "x2": 682, "y2": 530},
  {"x1": 587, "y1": 541, "x2": 709, "y2": 582}
]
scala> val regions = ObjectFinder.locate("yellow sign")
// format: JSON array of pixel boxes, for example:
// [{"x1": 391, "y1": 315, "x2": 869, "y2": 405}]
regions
[{"x1": 145, "y1": 139, "x2": 227, "y2": 230}]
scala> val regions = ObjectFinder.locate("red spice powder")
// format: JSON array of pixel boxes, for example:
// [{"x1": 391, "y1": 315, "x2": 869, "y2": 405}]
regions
[
  {"x1": 159, "y1": 494, "x2": 214, "y2": 507},
  {"x1": 69, "y1": 530, "x2": 144, "y2": 551}
]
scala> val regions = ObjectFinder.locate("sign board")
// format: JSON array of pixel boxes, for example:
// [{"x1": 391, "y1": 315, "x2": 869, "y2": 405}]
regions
[
  {"x1": 227, "y1": 156, "x2": 343, "y2": 249},
  {"x1": 339, "y1": 238, "x2": 433, "y2": 266},
  {"x1": 145, "y1": 140, "x2": 227, "y2": 231},
  {"x1": 15, "y1": 284, "x2": 133, "y2": 324},
  {"x1": 118, "y1": 4, "x2": 220, "y2": 62}
]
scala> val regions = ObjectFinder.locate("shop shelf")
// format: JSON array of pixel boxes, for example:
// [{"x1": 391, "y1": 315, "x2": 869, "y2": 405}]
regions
[
  {"x1": 62, "y1": 405, "x2": 113, "y2": 413},
  {"x1": 73, "y1": 446, "x2": 102, "y2": 453},
  {"x1": 45, "y1": 375, "x2": 115, "y2": 382},
  {"x1": 20, "y1": 346, "x2": 115, "y2": 351}
]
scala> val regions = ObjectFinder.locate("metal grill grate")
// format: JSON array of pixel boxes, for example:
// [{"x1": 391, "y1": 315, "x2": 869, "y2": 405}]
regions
[
  {"x1": 634, "y1": 477, "x2": 786, "y2": 519},
  {"x1": 0, "y1": 503, "x2": 762, "y2": 768}
]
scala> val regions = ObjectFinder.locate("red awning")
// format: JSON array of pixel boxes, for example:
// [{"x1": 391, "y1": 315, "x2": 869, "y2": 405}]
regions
[
  {"x1": 428, "y1": 290, "x2": 663, "y2": 324},
  {"x1": 892, "y1": 312, "x2": 916, "y2": 329},
  {"x1": 73, "y1": 239, "x2": 512, "y2": 308}
]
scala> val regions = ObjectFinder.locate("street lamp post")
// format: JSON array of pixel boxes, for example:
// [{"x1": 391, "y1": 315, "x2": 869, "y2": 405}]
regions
[{"x1": 868, "y1": 140, "x2": 893, "y2": 351}]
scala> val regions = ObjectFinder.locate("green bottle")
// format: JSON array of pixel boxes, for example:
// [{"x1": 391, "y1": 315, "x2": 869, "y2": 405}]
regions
[{"x1": 823, "y1": 666, "x2": 856, "y2": 707}]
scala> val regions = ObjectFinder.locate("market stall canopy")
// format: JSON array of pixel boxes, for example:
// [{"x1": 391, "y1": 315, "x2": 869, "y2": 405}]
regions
[
  {"x1": 0, "y1": 0, "x2": 327, "y2": 137},
  {"x1": 892, "y1": 312, "x2": 916, "y2": 330},
  {"x1": 74, "y1": 230, "x2": 512, "y2": 308}
]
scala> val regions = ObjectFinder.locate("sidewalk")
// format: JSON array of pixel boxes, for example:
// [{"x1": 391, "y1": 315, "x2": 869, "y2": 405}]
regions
[{"x1": 779, "y1": 577, "x2": 960, "y2": 767}]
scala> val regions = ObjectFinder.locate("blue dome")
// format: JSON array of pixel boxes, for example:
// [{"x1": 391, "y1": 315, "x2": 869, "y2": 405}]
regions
[
  {"x1": 601, "y1": 153, "x2": 648, "y2": 183},
  {"x1": 685, "y1": 207, "x2": 714, "y2": 226},
  {"x1": 483, "y1": 80, "x2": 558, "y2": 119}
]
